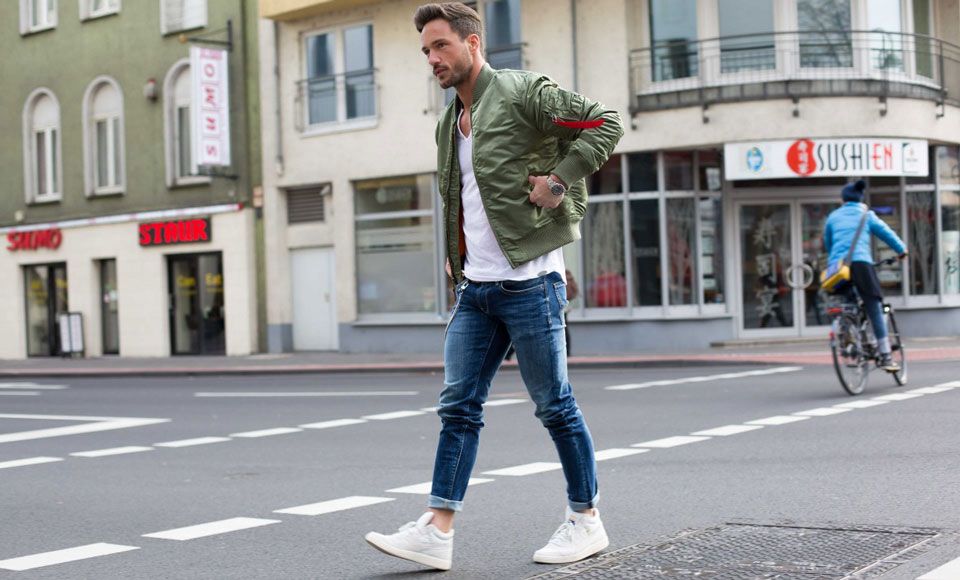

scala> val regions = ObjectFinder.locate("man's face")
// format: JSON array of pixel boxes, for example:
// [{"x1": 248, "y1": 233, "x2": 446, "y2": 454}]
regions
[{"x1": 420, "y1": 19, "x2": 475, "y2": 90}]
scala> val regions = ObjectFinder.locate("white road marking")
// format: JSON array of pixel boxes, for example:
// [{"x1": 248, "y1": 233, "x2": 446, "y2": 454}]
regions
[
  {"x1": 274, "y1": 496, "x2": 395, "y2": 516},
  {"x1": 483, "y1": 462, "x2": 563, "y2": 476},
  {"x1": 918, "y1": 554, "x2": 960, "y2": 580},
  {"x1": 143, "y1": 517, "x2": 280, "y2": 541},
  {"x1": 595, "y1": 448, "x2": 649, "y2": 461},
  {"x1": 0, "y1": 543, "x2": 139, "y2": 571},
  {"x1": 834, "y1": 400, "x2": 890, "y2": 409},
  {"x1": 934, "y1": 381, "x2": 960, "y2": 388},
  {"x1": 692, "y1": 425, "x2": 764, "y2": 437},
  {"x1": 420, "y1": 406, "x2": 440, "y2": 413},
  {"x1": 873, "y1": 393, "x2": 925, "y2": 401},
  {"x1": 71, "y1": 446, "x2": 154, "y2": 458},
  {"x1": 606, "y1": 366, "x2": 803, "y2": 391},
  {"x1": 0, "y1": 383, "x2": 67, "y2": 390},
  {"x1": 793, "y1": 407, "x2": 852, "y2": 417},
  {"x1": 0, "y1": 392, "x2": 40, "y2": 396},
  {"x1": 484, "y1": 398, "x2": 527, "y2": 407},
  {"x1": 299, "y1": 418, "x2": 367, "y2": 429},
  {"x1": 908, "y1": 386, "x2": 957, "y2": 395},
  {"x1": 154, "y1": 437, "x2": 231, "y2": 448},
  {"x1": 362, "y1": 410, "x2": 426, "y2": 421},
  {"x1": 229, "y1": 428, "x2": 302, "y2": 438},
  {"x1": 746, "y1": 415, "x2": 811, "y2": 426},
  {"x1": 387, "y1": 478, "x2": 494, "y2": 495},
  {"x1": 0, "y1": 457, "x2": 63, "y2": 470},
  {"x1": 0, "y1": 414, "x2": 169, "y2": 444},
  {"x1": 632, "y1": 435, "x2": 711, "y2": 448},
  {"x1": 194, "y1": 391, "x2": 419, "y2": 398}
]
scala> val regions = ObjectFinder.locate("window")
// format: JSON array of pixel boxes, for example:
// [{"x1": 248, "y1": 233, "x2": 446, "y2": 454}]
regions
[
  {"x1": 354, "y1": 175, "x2": 437, "y2": 316},
  {"x1": 99, "y1": 259, "x2": 119, "y2": 355},
  {"x1": 81, "y1": 0, "x2": 119, "y2": 20},
  {"x1": 164, "y1": 59, "x2": 208, "y2": 187},
  {"x1": 83, "y1": 77, "x2": 125, "y2": 195},
  {"x1": 718, "y1": 0, "x2": 775, "y2": 72},
  {"x1": 22, "y1": 89, "x2": 62, "y2": 203},
  {"x1": 913, "y1": 0, "x2": 934, "y2": 77},
  {"x1": 908, "y1": 190, "x2": 938, "y2": 295},
  {"x1": 867, "y1": 0, "x2": 904, "y2": 71},
  {"x1": 798, "y1": 0, "x2": 852, "y2": 68},
  {"x1": 941, "y1": 191, "x2": 960, "y2": 295},
  {"x1": 287, "y1": 185, "x2": 329, "y2": 224},
  {"x1": 161, "y1": 0, "x2": 206, "y2": 35},
  {"x1": 869, "y1": 192, "x2": 905, "y2": 297},
  {"x1": 20, "y1": 0, "x2": 57, "y2": 34},
  {"x1": 485, "y1": 0, "x2": 522, "y2": 70},
  {"x1": 649, "y1": 0, "x2": 698, "y2": 81},
  {"x1": 303, "y1": 24, "x2": 375, "y2": 129}
]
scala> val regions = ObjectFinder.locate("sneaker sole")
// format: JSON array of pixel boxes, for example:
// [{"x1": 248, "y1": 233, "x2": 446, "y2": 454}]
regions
[
  {"x1": 533, "y1": 531, "x2": 609, "y2": 565},
  {"x1": 364, "y1": 532, "x2": 452, "y2": 571}
]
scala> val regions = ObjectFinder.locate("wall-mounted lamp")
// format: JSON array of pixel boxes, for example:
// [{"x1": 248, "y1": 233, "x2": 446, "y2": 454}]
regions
[{"x1": 143, "y1": 78, "x2": 158, "y2": 102}]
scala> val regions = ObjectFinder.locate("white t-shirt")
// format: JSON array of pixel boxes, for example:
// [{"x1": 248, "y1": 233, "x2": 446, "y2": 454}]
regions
[{"x1": 457, "y1": 112, "x2": 564, "y2": 282}]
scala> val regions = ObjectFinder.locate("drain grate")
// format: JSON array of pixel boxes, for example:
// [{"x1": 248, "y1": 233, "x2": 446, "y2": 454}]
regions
[{"x1": 529, "y1": 522, "x2": 940, "y2": 579}]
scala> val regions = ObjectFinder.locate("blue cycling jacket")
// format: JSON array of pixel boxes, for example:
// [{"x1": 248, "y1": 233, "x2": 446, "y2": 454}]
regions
[{"x1": 823, "y1": 202, "x2": 906, "y2": 265}]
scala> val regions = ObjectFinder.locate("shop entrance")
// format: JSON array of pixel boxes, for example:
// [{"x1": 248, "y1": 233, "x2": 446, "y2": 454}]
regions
[
  {"x1": 167, "y1": 253, "x2": 225, "y2": 355},
  {"x1": 23, "y1": 263, "x2": 68, "y2": 357},
  {"x1": 736, "y1": 199, "x2": 840, "y2": 338}
]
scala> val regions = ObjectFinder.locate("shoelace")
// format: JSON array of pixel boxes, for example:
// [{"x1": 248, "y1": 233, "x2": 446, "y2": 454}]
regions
[{"x1": 547, "y1": 520, "x2": 576, "y2": 546}]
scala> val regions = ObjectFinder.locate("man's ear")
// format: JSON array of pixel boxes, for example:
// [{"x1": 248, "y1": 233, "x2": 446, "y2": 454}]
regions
[{"x1": 468, "y1": 33, "x2": 482, "y2": 54}]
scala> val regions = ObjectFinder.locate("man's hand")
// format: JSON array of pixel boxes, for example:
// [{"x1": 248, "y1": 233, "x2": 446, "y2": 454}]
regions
[
  {"x1": 528, "y1": 175, "x2": 564, "y2": 209},
  {"x1": 898, "y1": 251, "x2": 909, "y2": 260}
]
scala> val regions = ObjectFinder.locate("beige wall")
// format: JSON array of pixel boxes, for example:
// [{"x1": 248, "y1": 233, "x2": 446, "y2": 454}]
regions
[{"x1": 0, "y1": 210, "x2": 258, "y2": 359}]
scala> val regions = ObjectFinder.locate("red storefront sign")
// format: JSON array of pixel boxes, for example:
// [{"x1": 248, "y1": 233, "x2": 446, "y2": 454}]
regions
[
  {"x1": 139, "y1": 218, "x2": 212, "y2": 246},
  {"x1": 6, "y1": 229, "x2": 63, "y2": 251}
]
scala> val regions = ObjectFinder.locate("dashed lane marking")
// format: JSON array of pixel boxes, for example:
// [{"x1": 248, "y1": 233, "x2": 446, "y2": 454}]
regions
[
  {"x1": 908, "y1": 386, "x2": 957, "y2": 395},
  {"x1": 274, "y1": 496, "x2": 395, "y2": 516},
  {"x1": 606, "y1": 366, "x2": 803, "y2": 391},
  {"x1": 154, "y1": 437, "x2": 231, "y2": 448},
  {"x1": 0, "y1": 457, "x2": 63, "y2": 469},
  {"x1": 362, "y1": 410, "x2": 427, "y2": 421},
  {"x1": 299, "y1": 418, "x2": 367, "y2": 429},
  {"x1": 874, "y1": 393, "x2": 926, "y2": 401},
  {"x1": 632, "y1": 435, "x2": 711, "y2": 448},
  {"x1": 746, "y1": 415, "x2": 811, "y2": 426},
  {"x1": 595, "y1": 448, "x2": 648, "y2": 461},
  {"x1": 0, "y1": 414, "x2": 169, "y2": 444},
  {"x1": 229, "y1": 427, "x2": 303, "y2": 438},
  {"x1": 0, "y1": 392, "x2": 40, "y2": 396},
  {"x1": 917, "y1": 554, "x2": 960, "y2": 580},
  {"x1": 0, "y1": 383, "x2": 67, "y2": 390},
  {"x1": 142, "y1": 517, "x2": 280, "y2": 541},
  {"x1": 692, "y1": 425, "x2": 764, "y2": 437},
  {"x1": 794, "y1": 407, "x2": 852, "y2": 417},
  {"x1": 71, "y1": 446, "x2": 154, "y2": 458},
  {"x1": 386, "y1": 478, "x2": 494, "y2": 495},
  {"x1": 834, "y1": 400, "x2": 890, "y2": 409},
  {"x1": 0, "y1": 543, "x2": 138, "y2": 571},
  {"x1": 483, "y1": 462, "x2": 563, "y2": 476}
]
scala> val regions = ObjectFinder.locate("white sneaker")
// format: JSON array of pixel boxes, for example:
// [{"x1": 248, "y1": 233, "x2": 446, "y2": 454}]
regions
[
  {"x1": 365, "y1": 512, "x2": 454, "y2": 571},
  {"x1": 533, "y1": 507, "x2": 609, "y2": 564}
]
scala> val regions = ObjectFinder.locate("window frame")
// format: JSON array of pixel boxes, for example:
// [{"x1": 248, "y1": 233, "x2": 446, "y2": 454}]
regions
[
  {"x1": 20, "y1": 0, "x2": 57, "y2": 35},
  {"x1": 300, "y1": 22, "x2": 378, "y2": 135},
  {"x1": 80, "y1": 0, "x2": 119, "y2": 21},
  {"x1": 82, "y1": 76, "x2": 126, "y2": 196},
  {"x1": 160, "y1": 0, "x2": 207, "y2": 35},
  {"x1": 22, "y1": 88, "x2": 63, "y2": 204},
  {"x1": 163, "y1": 59, "x2": 211, "y2": 188}
]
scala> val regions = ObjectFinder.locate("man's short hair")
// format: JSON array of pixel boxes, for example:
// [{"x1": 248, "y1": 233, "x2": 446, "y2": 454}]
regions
[{"x1": 414, "y1": 2, "x2": 484, "y2": 43}]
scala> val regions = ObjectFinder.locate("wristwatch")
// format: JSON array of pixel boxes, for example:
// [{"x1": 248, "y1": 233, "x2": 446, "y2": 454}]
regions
[{"x1": 546, "y1": 175, "x2": 567, "y2": 197}]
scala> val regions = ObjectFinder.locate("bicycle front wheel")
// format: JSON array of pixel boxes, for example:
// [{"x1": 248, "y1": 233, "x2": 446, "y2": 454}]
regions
[
  {"x1": 887, "y1": 308, "x2": 907, "y2": 386},
  {"x1": 831, "y1": 314, "x2": 869, "y2": 395}
]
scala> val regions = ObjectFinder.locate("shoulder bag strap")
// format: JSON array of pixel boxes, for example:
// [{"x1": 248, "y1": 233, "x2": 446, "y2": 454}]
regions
[{"x1": 843, "y1": 207, "x2": 870, "y2": 265}]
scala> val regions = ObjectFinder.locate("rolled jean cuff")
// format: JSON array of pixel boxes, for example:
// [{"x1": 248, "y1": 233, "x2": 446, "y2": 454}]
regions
[
  {"x1": 568, "y1": 492, "x2": 599, "y2": 512},
  {"x1": 428, "y1": 495, "x2": 464, "y2": 512}
]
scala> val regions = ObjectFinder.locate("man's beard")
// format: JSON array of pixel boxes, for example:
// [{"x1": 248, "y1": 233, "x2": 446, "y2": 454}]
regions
[{"x1": 438, "y1": 50, "x2": 473, "y2": 89}]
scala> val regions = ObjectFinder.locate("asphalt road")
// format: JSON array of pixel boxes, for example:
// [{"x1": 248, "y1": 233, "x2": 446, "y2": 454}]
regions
[{"x1": 1, "y1": 360, "x2": 959, "y2": 579}]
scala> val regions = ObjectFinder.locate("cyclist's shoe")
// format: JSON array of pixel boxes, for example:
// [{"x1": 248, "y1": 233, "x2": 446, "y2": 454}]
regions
[{"x1": 879, "y1": 354, "x2": 900, "y2": 372}]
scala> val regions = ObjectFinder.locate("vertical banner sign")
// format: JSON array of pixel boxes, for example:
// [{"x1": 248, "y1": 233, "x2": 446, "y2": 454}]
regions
[{"x1": 190, "y1": 47, "x2": 231, "y2": 168}]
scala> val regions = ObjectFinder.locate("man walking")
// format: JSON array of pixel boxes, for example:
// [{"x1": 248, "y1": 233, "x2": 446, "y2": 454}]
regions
[{"x1": 364, "y1": 2, "x2": 623, "y2": 571}]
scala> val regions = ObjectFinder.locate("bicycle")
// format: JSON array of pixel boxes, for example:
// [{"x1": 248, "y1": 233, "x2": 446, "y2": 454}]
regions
[{"x1": 828, "y1": 258, "x2": 907, "y2": 396}]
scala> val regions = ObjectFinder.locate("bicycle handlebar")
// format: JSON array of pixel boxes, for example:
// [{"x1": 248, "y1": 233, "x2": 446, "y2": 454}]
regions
[{"x1": 874, "y1": 257, "x2": 898, "y2": 267}]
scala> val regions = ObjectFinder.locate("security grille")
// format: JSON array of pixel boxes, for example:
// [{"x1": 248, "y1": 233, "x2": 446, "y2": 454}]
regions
[{"x1": 286, "y1": 185, "x2": 329, "y2": 224}]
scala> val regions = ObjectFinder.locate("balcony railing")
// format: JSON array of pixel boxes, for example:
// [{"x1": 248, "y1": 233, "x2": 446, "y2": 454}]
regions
[
  {"x1": 295, "y1": 69, "x2": 378, "y2": 131},
  {"x1": 629, "y1": 30, "x2": 960, "y2": 114}
]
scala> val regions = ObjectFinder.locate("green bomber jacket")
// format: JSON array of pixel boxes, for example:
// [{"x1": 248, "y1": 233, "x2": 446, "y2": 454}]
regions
[{"x1": 436, "y1": 64, "x2": 624, "y2": 282}]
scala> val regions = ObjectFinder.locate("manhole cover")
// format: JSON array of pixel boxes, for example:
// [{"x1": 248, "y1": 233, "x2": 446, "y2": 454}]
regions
[{"x1": 529, "y1": 522, "x2": 940, "y2": 579}]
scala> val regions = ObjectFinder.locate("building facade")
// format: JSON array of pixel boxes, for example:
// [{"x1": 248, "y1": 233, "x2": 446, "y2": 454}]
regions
[
  {"x1": 0, "y1": 0, "x2": 263, "y2": 359},
  {"x1": 258, "y1": 0, "x2": 960, "y2": 354}
]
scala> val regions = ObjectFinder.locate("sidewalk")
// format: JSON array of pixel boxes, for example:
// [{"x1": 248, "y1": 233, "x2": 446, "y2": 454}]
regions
[{"x1": 2, "y1": 337, "x2": 958, "y2": 378}]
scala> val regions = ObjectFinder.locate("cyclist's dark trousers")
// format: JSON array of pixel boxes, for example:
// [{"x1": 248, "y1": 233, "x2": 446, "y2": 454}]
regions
[{"x1": 847, "y1": 261, "x2": 887, "y2": 340}]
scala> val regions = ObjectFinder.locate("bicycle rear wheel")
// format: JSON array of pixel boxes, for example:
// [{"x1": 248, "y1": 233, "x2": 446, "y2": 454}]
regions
[
  {"x1": 831, "y1": 313, "x2": 869, "y2": 395},
  {"x1": 887, "y1": 308, "x2": 907, "y2": 385}
]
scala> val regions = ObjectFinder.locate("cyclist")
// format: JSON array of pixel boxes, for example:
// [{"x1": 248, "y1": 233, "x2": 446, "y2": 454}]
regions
[{"x1": 823, "y1": 180, "x2": 908, "y2": 372}]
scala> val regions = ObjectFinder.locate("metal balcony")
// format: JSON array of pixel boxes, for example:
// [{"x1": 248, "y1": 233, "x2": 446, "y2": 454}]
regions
[{"x1": 629, "y1": 30, "x2": 960, "y2": 116}]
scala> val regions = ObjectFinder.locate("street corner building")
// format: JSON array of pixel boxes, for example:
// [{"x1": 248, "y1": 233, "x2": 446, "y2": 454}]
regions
[
  {"x1": 0, "y1": 0, "x2": 264, "y2": 359},
  {"x1": 256, "y1": 0, "x2": 960, "y2": 356}
]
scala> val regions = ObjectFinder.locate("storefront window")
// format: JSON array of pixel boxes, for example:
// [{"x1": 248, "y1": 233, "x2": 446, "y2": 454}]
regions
[
  {"x1": 698, "y1": 150, "x2": 723, "y2": 192},
  {"x1": 700, "y1": 197, "x2": 724, "y2": 304},
  {"x1": 355, "y1": 175, "x2": 437, "y2": 315},
  {"x1": 24, "y1": 263, "x2": 68, "y2": 357},
  {"x1": 100, "y1": 258, "x2": 119, "y2": 355},
  {"x1": 664, "y1": 151, "x2": 694, "y2": 190},
  {"x1": 666, "y1": 198, "x2": 696, "y2": 305},
  {"x1": 937, "y1": 146, "x2": 959, "y2": 186},
  {"x1": 630, "y1": 199, "x2": 662, "y2": 306},
  {"x1": 168, "y1": 253, "x2": 225, "y2": 356},
  {"x1": 942, "y1": 191, "x2": 960, "y2": 295},
  {"x1": 628, "y1": 152, "x2": 658, "y2": 192},
  {"x1": 589, "y1": 154, "x2": 623, "y2": 195},
  {"x1": 584, "y1": 202, "x2": 627, "y2": 308},
  {"x1": 798, "y1": 0, "x2": 852, "y2": 68},
  {"x1": 908, "y1": 191, "x2": 938, "y2": 295},
  {"x1": 718, "y1": 0, "x2": 775, "y2": 73},
  {"x1": 869, "y1": 192, "x2": 904, "y2": 297},
  {"x1": 649, "y1": 0, "x2": 698, "y2": 81}
]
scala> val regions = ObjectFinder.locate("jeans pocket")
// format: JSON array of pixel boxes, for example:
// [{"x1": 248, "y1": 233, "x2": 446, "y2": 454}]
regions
[{"x1": 553, "y1": 281, "x2": 569, "y2": 310}]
